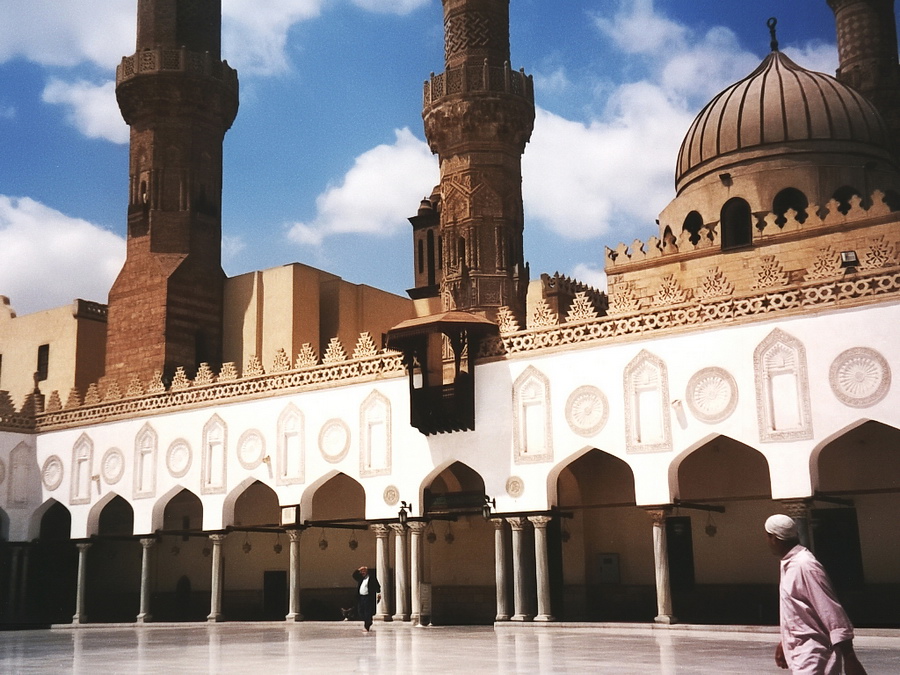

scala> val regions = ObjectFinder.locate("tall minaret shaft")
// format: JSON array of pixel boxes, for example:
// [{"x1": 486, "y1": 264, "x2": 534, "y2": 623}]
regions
[
  {"x1": 105, "y1": 0, "x2": 238, "y2": 387},
  {"x1": 423, "y1": 0, "x2": 535, "y2": 322}
]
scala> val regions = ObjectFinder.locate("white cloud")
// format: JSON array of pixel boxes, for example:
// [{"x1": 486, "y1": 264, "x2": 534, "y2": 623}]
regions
[
  {"x1": 593, "y1": 0, "x2": 687, "y2": 56},
  {"x1": 0, "y1": 196, "x2": 125, "y2": 315},
  {"x1": 0, "y1": 1, "x2": 133, "y2": 68},
  {"x1": 571, "y1": 263, "x2": 607, "y2": 293},
  {"x1": 783, "y1": 42, "x2": 839, "y2": 77},
  {"x1": 350, "y1": 0, "x2": 431, "y2": 15},
  {"x1": 287, "y1": 128, "x2": 438, "y2": 247},
  {"x1": 42, "y1": 79, "x2": 128, "y2": 144},
  {"x1": 0, "y1": 104, "x2": 14, "y2": 120}
]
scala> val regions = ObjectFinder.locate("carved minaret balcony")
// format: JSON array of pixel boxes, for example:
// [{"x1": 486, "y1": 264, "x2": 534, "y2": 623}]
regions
[
  {"x1": 105, "y1": 0, "x2": 238, "y2": 387},
  {"x1": 423, "y1": 0, "x2": 535, "y2": 323}
]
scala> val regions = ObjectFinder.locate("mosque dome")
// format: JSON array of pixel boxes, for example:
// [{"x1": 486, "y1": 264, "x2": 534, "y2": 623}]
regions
[{"x1": 675, "y1": 48, "x2": 893, "y2": 193}]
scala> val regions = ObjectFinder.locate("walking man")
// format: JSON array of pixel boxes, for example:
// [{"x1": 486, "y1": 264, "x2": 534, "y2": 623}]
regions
[
  {"x1": 765, "y1": 514, "x2": 867, "y2": 674},
  {"x1": 352, "y1": 565, "x2": 381, "y2": 632}
]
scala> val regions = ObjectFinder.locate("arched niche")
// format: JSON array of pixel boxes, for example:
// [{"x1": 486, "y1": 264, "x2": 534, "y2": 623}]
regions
[
  {"x1": 160, "y1": 487, "x2": 203, "y2": 534},
  {"x1": 720, "y1": 197, "x2": 752, "y2": 250},
  {"x1": 675, "y1": 436, "x2": 772, "y2": 502},
  {"x1": 231, "y1": 479, "x2": 280, "y2": 528},
  {"x1": 772, "y1": 187, "x2": 809, "y2": 225},
  {"x1": 303, "y1": 471, "x2": 366, "y2": 522},
  {"x1": 38, "y1": 500, "x2": 72, "y2": 541},
  {"x1": 423, "y1": 461, "x2": 486, "y2": 515},
  {"x1": 97, "y1": 495, "x2": 135, "y2": 536}
]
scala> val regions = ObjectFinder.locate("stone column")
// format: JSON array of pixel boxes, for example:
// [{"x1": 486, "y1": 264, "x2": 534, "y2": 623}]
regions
[
  {"x1": 207, "y1": 533, "x2": 226, "y2": 622},
  {"x1": 647, "y1": 509, "x2": 676, "y2": 624},
  {"x1": 137, "y1": 537, "x2": 156, "y2": 623},
  {"x1": 528, "y1": 516, "x2": 555, "y2": 621},
  {"x1": 782, "y1": 499, "x2": 812, "y2": 549},
  {"x1": 492, "y1": 518, "x2": 511, "y2": 621},
  {"x1": 408, "y1": 521, "x2": 427, "y2": 625},
  {"x1": 390, "y1": 523, "x2": 410, "y2": 621},
  {"x1": 286, "y1": 529, "x2": 303, "y2": 621},
  {"x1": 72, "y1": 542, "x2": 92, "y2": 624},
  {"x1": 508, "y1": 517, "x2": 532, "y2": 621},
  {"x1": 372, "y1": 524, "x2": 392, "y2": 621}
]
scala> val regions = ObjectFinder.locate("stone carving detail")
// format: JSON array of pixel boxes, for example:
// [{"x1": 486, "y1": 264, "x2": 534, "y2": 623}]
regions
[
  {"x1": 104, "y1": 379, "x2": 122, "y2": 402},
  {"x1": 71, "y1": 434, "x2": 94, "y2": 505},
  {"x1": 754, "y1": 328, "x2": 813, "y2": 442},
  {"x1": 383, "y1": 485, "x2": 400, "y2": 506},
  {"x1": 496, "y1": 306, "x2": 521, "y2": 334},
  {"x1": 166, "y1": 439, "x2": 192, "y2": 478},
  {"x1": 323, "y1": 338, "x2": 347, "y2": 364},
  {"x1": 134, "y1": 423, "x2": 157, "y2": 499},
  {"x1": 512, "y1": 366, "x2": 553, "y2": 464},
  {"x1": 237, "y1": 429, "x2": 266, "y2": 470},
  {"x1": 360, "y1": 390, "x2": 391, "y2": 477},
  {"x1": 445, "y1": 11, "x2": 495, "y2": 60},
  {"x1": 754, "y1": 255, "x2": 789, "y2": 289},
  {"x1": 84, "y1": 383, "x2": 101, "y2": 406},
  {"x1": 170, "y1": 367, "x2": 191, "y2": 391},
  {"x1": 295, "y1": 344, "x2": 318, "y2": 368},
  {"x1": 624, "y1": 350, "x2": 671, "y2": 453},
  {"x1": 829, "y1": 347, "x2": 891, "y2": 408},
  {"x1": 805, "y1": 245, "x2": 841, "y2": 280},
  {"x1": 218, "y1": 362, "x2": 239, "y2": 382},
  {"x1": 607, "y1": 280, "x2": 641, "y2": 315},
  {"x1": 686, "y1": 367, "x2": 738, "y2": 423},
  {"x1": 65, "y1": 387, "x2": 83, "y2": 409},
  {"x1": 194, "y1": 363, "x2": 216, "y2": 386},
  {"x1": 147, "y1": 370, "x2": 166, "y2": 394},
  {"x1": 506, "y1": 476, "x2": 525, "y2": 498},
  {"x1": 529, "y1": 299, "x2": 558, "y2": 328},
  {"x1": 319, "y1": 419, "x2": 350, "y2": 464},
  {"x1": 566, "y1": 292, "x2": 599, "y2": 323},
  {"x1": 353, "y1": 333, "x2": 379, "y2": 359},
  {"x1": 126, "y1": 376, "x2": 144, "y2": 398},
  {"x1": 696, "y1": 267, "x2": 734, "y2": 300},
  {"x1": 201, "y1": 415, "x2": 227, "y2": 495},
  {"x1": 101, "y1": 447, "x2": 126, "y2": 485},
  {"x1": 652, "y1": 274, "x2": 691, "y2": 306},
  {"x1": 565, "y1": 385, "x2": 609, "y2": 437},
  {"x1": 244, "y1": 355, "x2": 265, "y2": 378},
  {"x1": 865, "y1": 235, "x2": 897, "y2": 268},
  {"x1": 271, "y1": 349, "x2": 291, "y2": 373},
  {"x1": 45, "y1": 391, "x2": 62, "y2": 412},
  {"x1": 42, "y1": 455, "x2": 64, "y2": 491}
]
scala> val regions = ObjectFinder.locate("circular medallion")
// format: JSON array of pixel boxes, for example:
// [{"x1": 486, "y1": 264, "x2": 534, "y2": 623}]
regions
[
  {"x1": 383, "y1": 485, "x2": 400, "y2": 506},
  {"x1": 686, "y1": 367, "x2": 738, "y2": 423},
  {"x1": 830, "y1": 347, "x2": 891, "y2": 408},
  {"x1": 565, "y1": 385, "x2": 609, "y2": 437},
  {"x1": 166, "y1": 439, "x2": 192, "y2": 478},
  {"x1": 319, "y1": 419, "x2": 350, "y2": 463},
  {"x1": 237, "y1": 430, "x2": 266, "y2": 470},
  {"x1": 42, "y1": 455, "x2": 64, "y2": 491},
  {"x1": 101, "y1": 447, "x2": 125, "y2": 484},
  {"x1": 506, "y1": 476, "x2": 525, "y2": 498}
]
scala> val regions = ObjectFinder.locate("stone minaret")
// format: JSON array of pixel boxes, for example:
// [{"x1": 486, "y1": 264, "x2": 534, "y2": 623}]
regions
[
  {"x1": 106, "y1": 0, "x2": 238, "y2": 387},
  {"x1": 828, "y1": 0, "x2": 900, "y2": 157},
  {"x1": 422, "y1": 0, "x2": 534, "y2": 322}
]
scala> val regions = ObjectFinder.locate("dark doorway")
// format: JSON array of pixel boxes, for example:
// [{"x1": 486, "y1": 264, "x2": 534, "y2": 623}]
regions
[
  {"x1": 263, "y1": 570, "x2": 288, "y2": 620},
  {"x1": 811, "y1": 508, "x2": 864, "y2": 589},
  {"x1": 666, "y1": 516, "x2": 695, "y2": 590}
]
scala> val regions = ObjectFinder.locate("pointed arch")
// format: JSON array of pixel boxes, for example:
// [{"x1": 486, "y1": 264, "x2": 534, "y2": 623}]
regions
[
  {"x1": 90, "y1": 493, "x2": 135, "y2": 537},
  {"x1": 754, "y1": 328, "x2": 812, "y2": 442},
  {"x1": 133, "y1": 423, "x2": 158, "y2": 499},
  {"x1": 201, "y1": 414, "x2": 227, "y2": 494},
  {"x1": 360, "y1": 389, "x2": 391, "y2": 477},
  {"x1": 29, "y1": 498, "x2": 69, "y2": 540},
  {"x1": 227, "y1": 479, "x2": 280, "y2": 528},
  {"x1": 9, "y1": 440, "x2": 35, "y2": 509},
  {"x1": 302, "y1": 471, "x2": 366, "y2": 521},
  {"x1": 513, "y1": 365, "x2": 553, "y2": 463},
  {"x1": 624, "y1": 350, "x2": 672, "y2": 453},
  {"x1": 152, "y1": 484, "x2": 202, "y2": 533},
  {"x1": 277, "y1": 403, "x2": 305, "y2": 486},
  {"x1": 71, "y1": 433, "x2": 94, "y2": 505}
]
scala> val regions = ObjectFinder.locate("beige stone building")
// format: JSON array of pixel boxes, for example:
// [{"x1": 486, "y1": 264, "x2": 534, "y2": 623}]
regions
[{"x1": 1, "y1": 0, "x2": 898, "y2": 631}]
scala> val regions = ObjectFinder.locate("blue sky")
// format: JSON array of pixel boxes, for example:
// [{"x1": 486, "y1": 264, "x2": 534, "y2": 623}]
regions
[{"x1": 0, "y1": 0, "x2": 888, "y2": 316}]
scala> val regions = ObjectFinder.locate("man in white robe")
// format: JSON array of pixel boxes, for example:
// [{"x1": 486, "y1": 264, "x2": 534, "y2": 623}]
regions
[{"x1": 765, "y1": 514, "x2": 867, "y2": 675}]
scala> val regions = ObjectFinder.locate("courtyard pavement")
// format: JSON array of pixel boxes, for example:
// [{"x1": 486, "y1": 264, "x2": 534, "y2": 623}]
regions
[{"x1": 1, "y1": 621, "x2": 899, "y2": 674}]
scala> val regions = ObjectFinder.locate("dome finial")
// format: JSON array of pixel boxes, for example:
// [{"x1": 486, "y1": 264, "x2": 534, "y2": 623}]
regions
[{"x1": 768, "y1": 17, "x2": 779, "y2": 52}]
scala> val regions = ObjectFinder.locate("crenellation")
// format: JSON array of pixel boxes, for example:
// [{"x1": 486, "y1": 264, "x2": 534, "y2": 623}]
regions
[
  {"x1": 45, "y1": 390, "x2": 62, "y2": 412},
  {"x1": 84, "y1": 383, "x2": 102, "y2": 405},
  {"x1": 64, "y1": 387, "x2": 82, "y2": 409},
  {"x1": 295, "y1": 344, "x2": 318, "y2": 369},
  {"x1": 322, "y1": 337, "x2": 347, "y2": 364},
  {"x1": 271, "y1": 349, "x2": 291, "y2": 373},
  {"x1": 244, "y1": 355, "x2": 265, "y2": 378},
  {"x1": 170, "y1": 367, "x2": 191, "y2": 391},
  {"x1": 194, "y1": 362, "x2": 217, "y2": 386},
  {"x1": 352, "y1": 332, "x2": 379, "y2": 360}
]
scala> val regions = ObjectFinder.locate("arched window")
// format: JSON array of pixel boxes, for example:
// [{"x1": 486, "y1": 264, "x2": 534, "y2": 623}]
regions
[
  {"x1": 832, "y1": 186, "x2": 862, "y2": 215},
  {"x1": 682, "y1": 211, "x2": 704, "y2": 246},
  {"x1": 720, "y1": 198, "x2": 752, "y2": 250},
  {"x1": 772, "y1": 188, "x2": 809, "y2": 226},
  {"x1": 417, "y1": 239, "x2": 425, "y2": 275},
  {"x1": 426, "y1": 230, "x2": 436, "y2": 286}
]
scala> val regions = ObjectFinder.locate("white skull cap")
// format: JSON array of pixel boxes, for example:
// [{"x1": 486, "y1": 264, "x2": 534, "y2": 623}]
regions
[{"x1": 765, "y1": 514, "x2": 798, "y2": 541}]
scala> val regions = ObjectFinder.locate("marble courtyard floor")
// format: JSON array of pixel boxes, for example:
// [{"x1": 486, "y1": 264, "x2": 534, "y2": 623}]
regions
[{"x1": 1, "y1": 622, "x2": 899, "y2": 674}]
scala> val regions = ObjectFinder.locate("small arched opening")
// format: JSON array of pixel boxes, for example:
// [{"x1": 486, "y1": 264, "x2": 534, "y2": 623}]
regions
[
  {"x1": 772, "y1": 187, "x2": 809, "y2": 226},
  {"x1": 720, "y1": 198, "x2": 753, "y2": 250}
]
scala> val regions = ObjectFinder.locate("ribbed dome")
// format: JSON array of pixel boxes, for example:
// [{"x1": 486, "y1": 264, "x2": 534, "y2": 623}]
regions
[{"x1": 676, "y1": 50, "x2": 891, "y2": 189}]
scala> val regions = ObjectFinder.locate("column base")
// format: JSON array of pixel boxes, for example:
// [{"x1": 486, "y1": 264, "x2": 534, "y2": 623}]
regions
[
  {"x1": 510, "y1": 614, "x2": 533, "y2": 622},
  {"x1": 136, "y1": 613, "x2": 152, "y2": 624},
  {"x1": 72, "y1": 614, "x2": 85, "y2": 625},
  {"x1": 375, "y1": 614, "x2": 393, "y2": 622},
  {"x1": 392, "y1": 613, "x2": 410, "y2": 622},
  {"x1": 495, "y1": 614, "x2": 510, "y2": 622},
  {"x1": 534, "y1": 614, "x2": 555, "y2": 622},
  {"x1": 207, "y1": 613, "x2": 224, "y2": 622},
  {"x1": 654, "y1": 614, "x2": 677, "y2": 624},
  {"x1": 285, "y1": 612, "x2": 304, "y2": 622}
]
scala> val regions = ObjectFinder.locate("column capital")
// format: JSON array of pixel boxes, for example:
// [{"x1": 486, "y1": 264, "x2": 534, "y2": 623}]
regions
[
  {"x1": 76, "y1": 541, "x2": 93, "y2": 553},
  {"x1": 507, "y1": 516, "x2": 528, "y2": 531},
  {"x1": 527, "y1": 515, "x2": 552, "y2": 528},
  {"x1": 140, "y1": 537, "x2": 158, "y2": 549},
  {"x1": 287, "y1": 529, "x2": 303, "y2": 543},
  {"x1": 407, "y1": 521, "x2": 427, "y2": 534},
  {"x1": 490, "y1": 517, "x2": 507, "y2": 531},
  {"x1": 389, "y1": 523, "x2": 408, "y2": 536},
  {"x1": 780, "y1": 499, "x2": 810, "y2": 519},
  {"x1": 645, "y1": 507, "x2": 672, "y2": 525},
  {"x1": 371, "y1": 523, "x2": 391, "y2": 537},
  {"x1": 208, "y1": 533, "x2": 227, "y2": 543}
]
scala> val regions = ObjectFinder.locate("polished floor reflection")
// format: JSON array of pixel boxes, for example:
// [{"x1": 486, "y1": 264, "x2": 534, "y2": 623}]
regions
[{"x1": 1, "y1": 622, "x2": 899, "y2": 674}]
